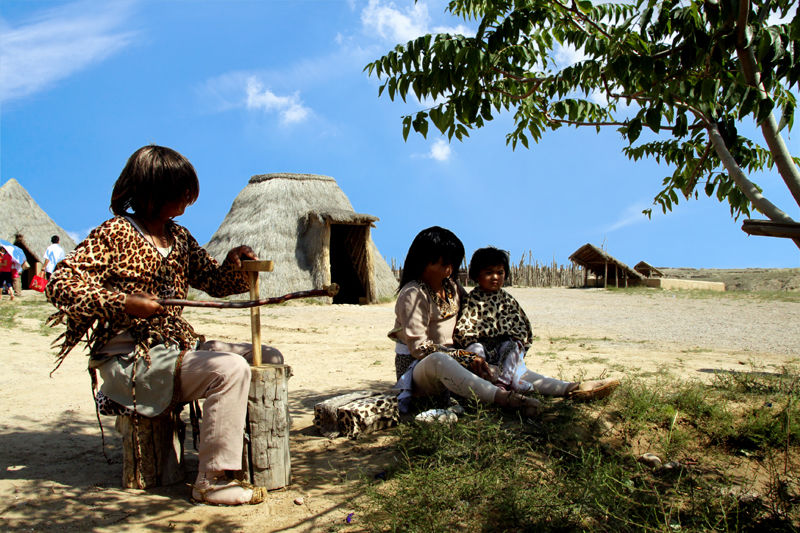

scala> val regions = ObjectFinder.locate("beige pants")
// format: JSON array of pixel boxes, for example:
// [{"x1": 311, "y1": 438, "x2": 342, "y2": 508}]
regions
[
  {"x1": 412, "y1": 352, "x2": 573, "y2": 404},
  {"x1": 412, "y1": 352, "x2": 498, "y2": 404},
  {"x1": 180, "y1": 340, "x2": 283, "y2": 472}
]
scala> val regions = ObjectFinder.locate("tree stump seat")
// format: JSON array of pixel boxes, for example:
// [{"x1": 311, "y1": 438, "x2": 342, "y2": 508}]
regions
[{"x1": 115, "y1": 407, "x2": 186, "y2": 489}]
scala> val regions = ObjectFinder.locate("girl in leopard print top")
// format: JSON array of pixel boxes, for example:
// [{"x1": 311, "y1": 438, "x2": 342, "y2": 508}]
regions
[
  {"x1": 454, "y1": 247, "x2": 620, "y2": 401},
  {"x1": 389, "y1": 227, "x2": 541, "y2": 416},
  {"x1": 46, "y1": 145, "x2": 276, "y2": 506}
]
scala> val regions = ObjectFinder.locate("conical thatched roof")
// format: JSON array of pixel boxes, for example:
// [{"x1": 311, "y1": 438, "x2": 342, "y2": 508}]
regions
[
  {"x1": 205, "y1": 173, "x2": 397, "y2": 302},
  {"x1": 0, "y1": 178, "x2": 76, "y2": 262}
]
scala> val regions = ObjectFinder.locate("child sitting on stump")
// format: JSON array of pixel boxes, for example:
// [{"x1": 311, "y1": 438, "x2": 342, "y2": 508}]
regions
[
  {"x1": 47, "y1": 145, "x2": 282, "y2": 505},
  {"x1": 454, "y1": 246, "x2": 619, "y2": 401}
]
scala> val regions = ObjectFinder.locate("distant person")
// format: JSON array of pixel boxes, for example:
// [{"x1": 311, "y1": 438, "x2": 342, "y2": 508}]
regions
[
  {"x1": 454, "y1": 246, "x2": 619, "y2": 400},
  {"x1": 43, "y1": 235, "x2": 66, "y2": 280},
  {"x1": 0, "y1": 247, "x2": 14, "y2": 300},
  {"x1": 46, "y1": 144, "x2": 280, "y2": 506}
]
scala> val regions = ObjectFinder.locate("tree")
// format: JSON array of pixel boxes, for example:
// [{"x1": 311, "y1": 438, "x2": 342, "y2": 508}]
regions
[{"x1": 365, "y1": 0, "x2": 800, "y2": 248}]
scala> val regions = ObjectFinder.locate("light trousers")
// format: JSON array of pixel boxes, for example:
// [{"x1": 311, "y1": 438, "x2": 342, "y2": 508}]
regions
[
  {"x1": 179, "y1": 340, "x2": 283, "y2": 472},
  {"x1": 411, "y1": 352, "x2": 574, "y2": 405},
  {"x1": 412, "y1": 352, "x2": 499, "y2": 404}
]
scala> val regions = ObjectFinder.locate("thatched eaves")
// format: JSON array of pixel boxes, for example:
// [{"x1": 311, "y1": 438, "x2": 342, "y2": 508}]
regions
[
  {"x1": 569, "y1": 243, "x2": 643, "y2": 280},
  {"x1": 304, "y1": 209, "x2": 378, "y2": 227},
  {"x1": 0, "y1": 178, "x2": 76, "y2": 263}
]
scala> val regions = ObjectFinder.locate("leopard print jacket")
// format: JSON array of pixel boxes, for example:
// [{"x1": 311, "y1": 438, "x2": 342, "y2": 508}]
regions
[
  {"x1": 46, "y1": 216, "x2": 250, "y2": 370},
  {"x1": 453, "y1": 288, "x2": 533, "y2": 352}
]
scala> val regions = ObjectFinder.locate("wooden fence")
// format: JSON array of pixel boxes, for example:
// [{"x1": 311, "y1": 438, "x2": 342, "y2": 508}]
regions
[{"x1": 390, "y1": 251, "x2": 585, "y2": 288}]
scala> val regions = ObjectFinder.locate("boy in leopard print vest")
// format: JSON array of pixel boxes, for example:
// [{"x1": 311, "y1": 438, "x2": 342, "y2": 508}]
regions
[{"x1": 454, "y1": 247, "x2": 620, "y2": 401}]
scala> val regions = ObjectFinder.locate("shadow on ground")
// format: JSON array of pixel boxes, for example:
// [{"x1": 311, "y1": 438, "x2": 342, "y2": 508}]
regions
[{"x1": 1, "y1": 380, "x2": 398, "y2": 532}]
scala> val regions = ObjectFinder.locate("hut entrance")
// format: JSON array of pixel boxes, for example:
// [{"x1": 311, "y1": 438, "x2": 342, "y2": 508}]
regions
[{"x1": 329, "y1": 224, "x2": 371, "y2": 304}]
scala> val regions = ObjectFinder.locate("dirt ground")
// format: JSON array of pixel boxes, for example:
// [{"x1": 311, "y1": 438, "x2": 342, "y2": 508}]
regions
[{"x1": 2, "y1": 286, "x2": 799, "y2": 532}]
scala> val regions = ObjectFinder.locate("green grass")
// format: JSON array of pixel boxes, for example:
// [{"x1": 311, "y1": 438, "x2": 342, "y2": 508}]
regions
[
  {"x1": 356, "y1": 371, "x2": 800, "y2": 532},
  {"x1": 1, "y1": 297, "x2": 57, "y2": 333}
]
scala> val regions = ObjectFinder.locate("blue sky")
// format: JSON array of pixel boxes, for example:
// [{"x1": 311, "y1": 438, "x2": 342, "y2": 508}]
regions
[{"x1": 2, "y1": 0, "x2": 798, "y2": 269}]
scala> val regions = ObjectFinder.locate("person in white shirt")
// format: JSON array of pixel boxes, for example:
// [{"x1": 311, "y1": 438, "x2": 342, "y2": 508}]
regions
[{"x1": 43, "y1": 235, "x2": 66, "y2": 280}]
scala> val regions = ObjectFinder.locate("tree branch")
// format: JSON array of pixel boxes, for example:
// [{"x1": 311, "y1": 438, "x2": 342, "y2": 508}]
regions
[
  {"x1": 707, "y1": 121, "x2": 794, "y2": 223},
  {"x1": 735, "y1": 0, "x2": 800, "y2": 208}
]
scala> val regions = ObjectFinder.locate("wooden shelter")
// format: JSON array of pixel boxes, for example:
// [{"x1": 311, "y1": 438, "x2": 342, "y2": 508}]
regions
[
  {"x1": 205, "y1": 173, "x2": 397, "y2": 304},
  {"x1": 569, "y1": 243, "x2": 644, "y2": 288},
  {"x1": 634, "y1": 261, "x2": 664, "y2": 278}
]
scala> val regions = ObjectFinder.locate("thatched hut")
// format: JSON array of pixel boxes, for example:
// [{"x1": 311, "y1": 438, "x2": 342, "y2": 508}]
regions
[
  {"x1": 634, "y1": 261, "x2": 664, "y2": 278},
  {"x1": 0, "y1": 178, "x2": 76, "y2": 287},
  {"x1": 205, "y1": 173, "x2": 397, "y2": 304},
  {"x1": 568, "y1": 243, "x2": 644, "y2": 288}
]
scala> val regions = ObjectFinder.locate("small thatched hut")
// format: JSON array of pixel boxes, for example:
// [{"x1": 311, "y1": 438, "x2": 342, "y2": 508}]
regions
[
  {"x1": 569, "y1": 243, "x2": 644, "y2": 288},
  {"x1": 205, "y1": 173, "x2": 397, "y2": 304},
  {"x1": 0, "y1": 178, "x2": 76, "y2": 286},
  {"x1": 634, "y1": 261, "x2": 664, "y2": 278}
]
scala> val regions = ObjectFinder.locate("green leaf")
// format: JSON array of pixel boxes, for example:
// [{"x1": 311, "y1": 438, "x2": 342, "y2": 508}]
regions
[
  {"x1": 645, "y1": 107, "x2": 661, "y2": 133},
  {"x1": 627, "y1": 118, "x2": 642, "y2": 143},
  {"x1": 756, "y1": 98, "x2": 774, "y2": 125}
]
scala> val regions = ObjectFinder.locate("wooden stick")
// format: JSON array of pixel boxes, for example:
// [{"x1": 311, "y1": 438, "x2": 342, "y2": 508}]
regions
[
  {"x1": 157, "y1": 284, "x2": 339, "y2": 309},
  {"x1": 249, "y1": 270, "x2": 262, "y2": 365}
]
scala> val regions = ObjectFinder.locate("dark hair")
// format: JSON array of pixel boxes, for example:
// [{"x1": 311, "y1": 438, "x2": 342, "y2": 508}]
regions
[
  {"x1": 398, "y1": 226, "x2": 464, "y2": 291},
  {"x1": 110, "y1": 145, "x2": 199, "y2": 218},
  {"x1": 51, "y1": 235, "x2": 60, "y2": 244},
  {"x1": 468, "y1": 246, "x2": 510, "y2": 281}
]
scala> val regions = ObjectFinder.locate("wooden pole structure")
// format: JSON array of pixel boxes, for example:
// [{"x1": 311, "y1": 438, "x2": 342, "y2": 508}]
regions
[{"x1": 236, "y1": 259, "x2": 291, "y2": 490}]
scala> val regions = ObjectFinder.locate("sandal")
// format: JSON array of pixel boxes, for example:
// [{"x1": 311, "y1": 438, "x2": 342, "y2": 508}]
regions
[
  {"x1": 191, "y1": 472, "x2": 267, "y2": 505},
  {"x1": 495, "y1": 390, "x2": 541, "y2": 418},
  {"x1": 567, "y1": 379, "x2": 620, "y2": 402}
]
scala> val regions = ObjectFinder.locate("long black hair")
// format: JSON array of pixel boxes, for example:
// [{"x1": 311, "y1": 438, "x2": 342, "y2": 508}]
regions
[
  {"x1": 398, "y1": 226, "x2": 464, "y2": 291},
  {"x1": 468, "y1": 246, "x2": 510, "y2": 282},
  {"x1": 110, "y1": 145, "x2": 200, "y2": 218}
]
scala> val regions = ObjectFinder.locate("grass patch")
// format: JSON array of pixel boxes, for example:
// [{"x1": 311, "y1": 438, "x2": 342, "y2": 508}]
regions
[{"x1": 357, "y1": 372, "x2": 800, "y2": 532}]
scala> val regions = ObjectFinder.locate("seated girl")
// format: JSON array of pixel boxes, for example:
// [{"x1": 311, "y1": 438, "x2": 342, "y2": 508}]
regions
[
  {"x1": 454, "y1": 246, "x2": 619, "y2": 401},
  {"x1": 47, "y1": 145, "x2": 282, "y2": 506}
]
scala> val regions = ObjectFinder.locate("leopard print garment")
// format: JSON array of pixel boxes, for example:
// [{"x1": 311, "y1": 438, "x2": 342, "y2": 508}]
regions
[
  {"x1": 46, "y1": 216, "x2": 250, "y2": 369},
  {"x1": 453, "y1": 288, "x2": 533, "y2": 352}
]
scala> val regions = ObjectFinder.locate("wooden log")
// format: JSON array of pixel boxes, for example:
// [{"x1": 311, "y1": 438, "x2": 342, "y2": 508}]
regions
[
  {"x1": 240, "y1": 364, "x2": 292, "y2": 490},
  {"x1": 115, "y1": 411, "x2": 185, "y2": 489}
]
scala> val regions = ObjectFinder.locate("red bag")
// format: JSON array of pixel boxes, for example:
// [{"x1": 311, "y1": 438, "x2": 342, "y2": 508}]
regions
[{"x1": 29, "y1": 274, "x2": 47, "y2": 292}]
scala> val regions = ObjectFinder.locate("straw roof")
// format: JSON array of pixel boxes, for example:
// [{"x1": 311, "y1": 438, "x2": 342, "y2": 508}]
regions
[
  {"x1": 568, "y1": 243, "x2": 644, "y2": 281},
  {"x1": 205, "y1": 173, "x2": 397, "y2": 301},
  {"x1": 634, "y1": 261, "x2": 664, "y2": 278},
  {"x1": 0, "y1": 178, "x2": 76, "y2": 262}
]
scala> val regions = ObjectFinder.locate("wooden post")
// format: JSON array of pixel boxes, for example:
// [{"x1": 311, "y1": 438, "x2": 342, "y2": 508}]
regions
[
  {"x1": 240, "y1": 364, "x2": 292, "y2": 490},
  {"x1": 116, "y1": 411, "x2": 185, "y2": 488},
  {"x1": 239, "y1": 260, "x2": 274, "y2": 366},
  {"x1": 236, "y1": 260, "x2": 291, "y2": 490}
]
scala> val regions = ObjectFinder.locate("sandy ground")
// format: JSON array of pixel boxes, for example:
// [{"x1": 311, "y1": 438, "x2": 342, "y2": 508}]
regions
[{"x1": 1, "y1": 287, "x2": 799, "y2": 532}]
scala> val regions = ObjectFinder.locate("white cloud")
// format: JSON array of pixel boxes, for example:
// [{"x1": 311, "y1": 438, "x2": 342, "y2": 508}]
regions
[
  {"x1": 245, "y1": 77, "x2": 311, "y2": 125},
  {"x1": 360, "y1": 0, "x2": 474, "y2": 43},
  {"x1": 605, "y1": 201, "x2": 652, "y2": 232},
  {"x1": 554, "y1": 43, "x2": 588, "y2": 68},
  {"x1": 361, "y1": 0, "x2": 430, "y2": 42},
  {"x1": 0, "y1": 1, "x2": 137, "y2": 103},
  {"x1": 429, "y1": 139, "x2": 451, "y2": 161}
]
